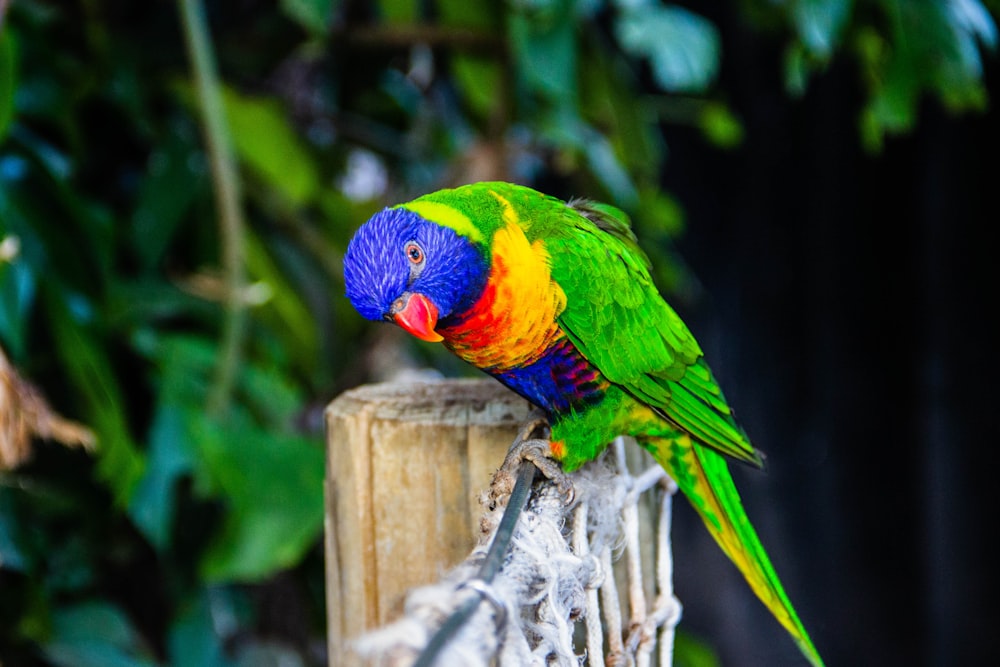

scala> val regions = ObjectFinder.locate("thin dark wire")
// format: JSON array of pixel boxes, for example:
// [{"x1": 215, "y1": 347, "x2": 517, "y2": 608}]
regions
[{"x1": 412, "y1": 459, "x2": 537, "y2": 667}]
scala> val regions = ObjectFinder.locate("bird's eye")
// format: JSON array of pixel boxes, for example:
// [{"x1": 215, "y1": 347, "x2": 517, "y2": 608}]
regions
[{"x1": 405, "y1": 242, "x2": 424, "y2": 264}]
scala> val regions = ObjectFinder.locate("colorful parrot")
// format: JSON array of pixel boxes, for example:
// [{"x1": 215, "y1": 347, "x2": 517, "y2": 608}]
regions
[{"x1": 343, "y1": 181, "x2": 823, "y2": 666}]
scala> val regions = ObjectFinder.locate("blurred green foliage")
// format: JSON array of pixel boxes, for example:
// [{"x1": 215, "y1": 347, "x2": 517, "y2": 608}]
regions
[{"x1": 0, "y1": 0, "x2": 994, "y2": 664}]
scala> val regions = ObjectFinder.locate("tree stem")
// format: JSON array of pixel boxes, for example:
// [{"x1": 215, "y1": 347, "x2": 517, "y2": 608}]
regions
[{"x1": 178, "y1": 0, "x2": 246, "y2": 416}]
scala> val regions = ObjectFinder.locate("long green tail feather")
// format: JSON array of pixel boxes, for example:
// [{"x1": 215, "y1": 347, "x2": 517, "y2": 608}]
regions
[{"x1": 645, "y1": 433, "x2": 824, "y2": 667}]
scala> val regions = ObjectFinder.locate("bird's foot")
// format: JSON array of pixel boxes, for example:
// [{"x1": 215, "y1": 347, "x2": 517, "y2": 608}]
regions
[{"x1": 489, "y1": 417, "x2": 574, "y2": 509}]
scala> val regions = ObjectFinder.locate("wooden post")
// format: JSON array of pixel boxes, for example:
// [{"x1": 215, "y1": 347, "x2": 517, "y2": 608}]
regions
[{"x1": 324, "y1": 379, "x2": 533, "y2": 666}]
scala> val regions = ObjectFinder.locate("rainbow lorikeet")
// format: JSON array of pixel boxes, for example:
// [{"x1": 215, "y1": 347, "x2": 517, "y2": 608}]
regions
[{"x1": 343, "y1": 181, "x2": 823, "y2": 666}]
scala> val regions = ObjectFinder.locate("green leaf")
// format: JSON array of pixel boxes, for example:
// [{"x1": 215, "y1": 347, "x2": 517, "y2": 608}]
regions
[
  {"x1": 580, "y1": 48, "x2": 664, "y2": 183},
  {"x1": 615, "y1": 4, "x2": 720, "y2": 93},
  {"x1": 950, "y1": 0, "x2": 998, "y2": 51},
  {"x1": 195, "y1": 410, "x2": 324, "y2": 582},
  {"x1": 510, "y1": 0, "x2": 578, "y2": 103},
  {"x1": 280, "y1": 0, "x2": 336, "y2": 35},
  {"x1": 583, "y1": 129, "x2": 638, "y2": 208},
  {"x1": 41, "y1": 601, "x2": 159, "y2": 667},
  {"x1": 438, "y1": 0, "x2": 502, "y2": 119},
  {"x1": 0, "y1": 254, "x2": 36, "y2": 360},
  {"x1": 127, "y1": 404, "x2": 196, "y2": 551},
  {"x1": 168, "y1": 591, "x2": 235, "y2": 667},
  {"x1": 698, "y1": 102, "x2": 744, "y2": 149},
  {"x1": 438, "y1": 0, "x2": 496, "y2": 27},
  {"x1": 544, "y1": 111, "x2": 639, "y2": 207},
  {"x1": 377, "y1": 0, "x2": 418, "y2": 23},
  {"x1": 451, "y1": 56, "x2": 504, "y2": 120},
  {"x1": 855, "y1": 1, "x2": 996, "y2": 150},
  {"x1": 131, "y1": 129, "x2": 206, "y2": 271},
  {"x1": 784, "y1": 42, "x2": 810, "y2": 97},
  {"x1": 221, "y1": 88, "x2": 320, "y2": 208},
  {"x1": 244, "y1": 229, "x2": 319, "y2": 367},
  {"x1": 134, "y1": 333, "x2": 324, "y2": 582},
  {"x1": 792, "y1": 0, "x2": 853, "y2": 59},
  {"x1": 637, "y1": 188, "x2": 684, "y2": 237},
  {"x1": 0, "y1": 28, "x2": 17, "y2": 143},
  {"x1": 2, "y1": 129, "x2": 116, "y2": 293},
  {"x1": 129, "y1": 334, "x2": 214, "y2": 527},
  {"x1": 0, "y1": 490, "x2": 28, "y2": 571},
  {"x1": 936, "y1": 0, "x2": 996, "y2": 106},
  {"x1": 673, "y1": 629, "x2": 721, "y2": 667},
  {"x1": 46, "y1": 292, "x2": 146, "y2": 505}
]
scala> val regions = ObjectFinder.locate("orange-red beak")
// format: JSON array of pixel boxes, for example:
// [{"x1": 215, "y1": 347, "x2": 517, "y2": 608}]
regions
[{"x1": 391, "y1": 292, "x2": 443, "y2": 343}]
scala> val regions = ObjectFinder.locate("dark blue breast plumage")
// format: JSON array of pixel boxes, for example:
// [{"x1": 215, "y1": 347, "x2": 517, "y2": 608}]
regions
[{"x1": 491, "y1": 335, "x2": 608, "y2": 415}]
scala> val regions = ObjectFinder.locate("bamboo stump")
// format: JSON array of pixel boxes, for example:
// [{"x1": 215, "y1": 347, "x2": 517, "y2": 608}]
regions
[{"x1": 324, "y1": 379, "x2": 534, "y2": 666}]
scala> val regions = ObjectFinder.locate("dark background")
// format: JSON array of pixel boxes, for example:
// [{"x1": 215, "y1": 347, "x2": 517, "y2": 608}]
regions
[{"x1": 661, "y1": 17, "x2": 999, "y2": 666}]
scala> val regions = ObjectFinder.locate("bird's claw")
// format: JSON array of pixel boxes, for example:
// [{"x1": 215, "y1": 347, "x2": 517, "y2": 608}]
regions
[{"x1": 489, "y1": 417, "x2": 574, "y2": 508}]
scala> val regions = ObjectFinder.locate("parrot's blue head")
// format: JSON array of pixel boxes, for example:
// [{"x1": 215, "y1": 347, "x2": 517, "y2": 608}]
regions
[{"x1": 344, "y1": 207, "x2": 488, "y2": 341}]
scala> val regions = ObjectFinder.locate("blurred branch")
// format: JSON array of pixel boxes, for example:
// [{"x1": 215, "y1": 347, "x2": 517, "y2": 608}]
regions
[
  {"x1": 0, "y1": 0, "x2": 9, "y2": 34},
  {"x1": 178, "y1": 0, "x2": 247, "y2": 416},
  {"x1": 1, "y1": 345, "x2": 96, "y2": 470}
]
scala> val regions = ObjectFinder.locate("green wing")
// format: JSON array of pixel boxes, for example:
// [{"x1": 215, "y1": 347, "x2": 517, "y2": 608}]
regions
[{"x1": 541, "y1": 198, "x2": 763, "y2": 467}]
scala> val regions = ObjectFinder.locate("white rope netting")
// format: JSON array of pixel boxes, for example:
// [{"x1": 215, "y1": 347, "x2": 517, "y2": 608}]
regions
[{"x1": 351, "y1": 437, "x2": 682, "y2": 667}]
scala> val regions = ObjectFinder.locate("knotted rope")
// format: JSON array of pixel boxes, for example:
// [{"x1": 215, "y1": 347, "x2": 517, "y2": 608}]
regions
[{"x1": 351, "y1": 437, "x2": 682, "y2": 667}]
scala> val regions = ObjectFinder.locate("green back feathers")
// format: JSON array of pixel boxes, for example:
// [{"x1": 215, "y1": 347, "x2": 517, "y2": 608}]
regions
[
  {"x1": 537, "y1": 191, "x2": 761, "y2": 467},
  {"x1": 400, "y1": 182, "x2": 761, "y2": 467}
]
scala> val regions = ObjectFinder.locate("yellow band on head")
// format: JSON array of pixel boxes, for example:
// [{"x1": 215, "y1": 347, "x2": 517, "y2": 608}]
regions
[{"x1": 401, "y1": 201, "x2": 484, "y2": 244}]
